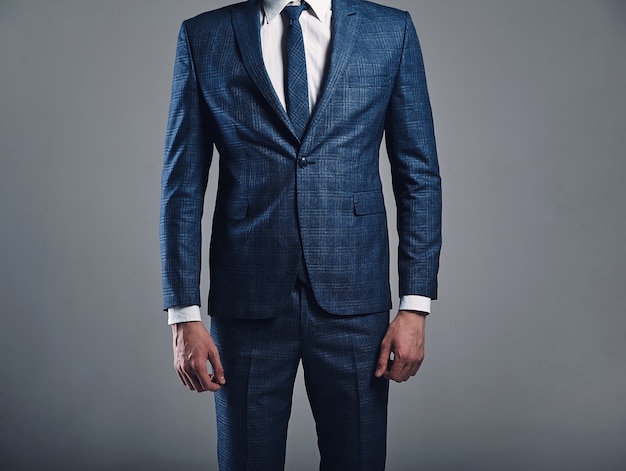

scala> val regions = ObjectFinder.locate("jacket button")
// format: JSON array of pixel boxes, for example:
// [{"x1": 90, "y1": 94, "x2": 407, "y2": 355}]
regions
[{"x1": 298, "y1": 157, "x2": 307, "y2": 168}]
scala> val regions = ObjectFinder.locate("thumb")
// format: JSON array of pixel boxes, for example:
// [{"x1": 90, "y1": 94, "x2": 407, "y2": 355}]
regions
[
  {"x1": 208, "y1": 344, "x2": 226, "y2": 385},
  {"x1": 375, "y1": 339, "x2": 391, "y2": 377}
]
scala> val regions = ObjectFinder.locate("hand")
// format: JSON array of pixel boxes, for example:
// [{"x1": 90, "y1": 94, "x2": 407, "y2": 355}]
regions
[
  {"x1": 375, "y1": 310, "x2": 426, "y2": 382},
  {"x1": 172, "y1": 321, "x2": 226, "y2": 393}
]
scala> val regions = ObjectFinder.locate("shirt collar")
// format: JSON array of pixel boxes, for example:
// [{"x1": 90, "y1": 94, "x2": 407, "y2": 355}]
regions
[{"x1": 262, "y1": 0, "x2": 332, "y2": 24}]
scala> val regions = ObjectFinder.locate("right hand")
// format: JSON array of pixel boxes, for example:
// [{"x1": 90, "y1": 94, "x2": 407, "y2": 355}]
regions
[{"x1": 172, "y1": 321, "x2": 226, "y2": 393}]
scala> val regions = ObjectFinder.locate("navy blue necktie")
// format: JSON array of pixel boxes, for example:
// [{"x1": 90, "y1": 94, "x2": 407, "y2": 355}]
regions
[{"x1": 283, "y1": 3, "x2": 309, "y2": 139}]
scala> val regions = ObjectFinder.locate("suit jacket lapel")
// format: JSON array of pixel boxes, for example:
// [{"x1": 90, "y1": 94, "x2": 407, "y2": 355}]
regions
[
  {"x1": 304, "y1": 0, "x2": 360, "y2": 146},
  {"x1": 231, "y1": 0, "x2": 361, "y2": 144},
  {"x1": 232, "y1": 0, "x2": 294, "y2": 136}
]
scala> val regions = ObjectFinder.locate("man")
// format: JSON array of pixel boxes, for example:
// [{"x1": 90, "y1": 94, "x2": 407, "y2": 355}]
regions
[{"x1": 160, "y1": 0, "x2": 441, "y2": 469}]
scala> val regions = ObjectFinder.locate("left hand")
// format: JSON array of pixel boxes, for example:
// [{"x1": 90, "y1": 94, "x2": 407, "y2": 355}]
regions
[{"x1": 375, "y1": 310, "x2": 426, "y2": 382}]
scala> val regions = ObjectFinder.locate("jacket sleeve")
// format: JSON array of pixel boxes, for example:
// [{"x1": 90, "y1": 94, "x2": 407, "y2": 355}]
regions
[
  {"x1": 160, "y1": 21, "x2": 213, "y2": 310},
  {"x1": 384, "y1": 12, "x2": 442, "y2": 300}
]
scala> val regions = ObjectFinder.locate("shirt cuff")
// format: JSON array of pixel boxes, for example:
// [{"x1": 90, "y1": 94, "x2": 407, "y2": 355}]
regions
[
  {"x1": 167, "y1": 305, "x2": 202, "y2": 325},
  {"x1": 398, "y1": 295, "x2": 431, "y2": 314}
]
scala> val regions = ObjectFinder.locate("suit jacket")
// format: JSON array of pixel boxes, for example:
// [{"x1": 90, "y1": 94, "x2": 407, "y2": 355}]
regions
[{"x1": 160, "y1": 0, "x2": 441, "y2": 319}]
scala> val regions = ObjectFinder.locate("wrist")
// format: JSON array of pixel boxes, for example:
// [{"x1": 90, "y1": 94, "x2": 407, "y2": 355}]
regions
[
  {"x1": 398, "y1": 309, "x2": 427, "y2": 317},
  {"x1": 171, "y1": 320, "x2": 203, "y2": 333}
]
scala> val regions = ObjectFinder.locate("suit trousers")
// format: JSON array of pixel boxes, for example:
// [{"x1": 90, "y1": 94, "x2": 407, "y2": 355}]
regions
[{"x1": 210, "y1": 280, "x2": 390, "y2": 471}]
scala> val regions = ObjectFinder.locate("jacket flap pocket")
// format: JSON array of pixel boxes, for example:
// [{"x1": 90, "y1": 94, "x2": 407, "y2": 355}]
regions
[{"x1": 353, "y1": 191, "x2": 385, "y2": 216}]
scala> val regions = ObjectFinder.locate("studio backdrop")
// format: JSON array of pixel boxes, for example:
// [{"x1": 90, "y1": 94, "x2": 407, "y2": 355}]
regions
[{"x1": 0, "y1": 1, "x2": 625, "y2": 469}]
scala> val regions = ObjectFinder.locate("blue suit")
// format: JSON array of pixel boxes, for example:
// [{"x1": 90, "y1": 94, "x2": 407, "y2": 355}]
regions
[{"x1": 160, "y1": 0, "x2": 441, "y2": 468}]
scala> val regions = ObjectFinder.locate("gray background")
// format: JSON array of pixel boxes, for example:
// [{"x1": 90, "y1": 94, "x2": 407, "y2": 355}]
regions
[{"x1": 1, "y1": 0, "x2": 625, "y2": 469}]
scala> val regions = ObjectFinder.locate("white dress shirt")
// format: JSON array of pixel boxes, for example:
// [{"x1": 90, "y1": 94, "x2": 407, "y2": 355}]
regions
[
  {"x1": 260, "y1": 0, "x2": 333, "y2": 113},
  {"x1": 167, "y1": 0, "x2": 430, "y2": 324}
]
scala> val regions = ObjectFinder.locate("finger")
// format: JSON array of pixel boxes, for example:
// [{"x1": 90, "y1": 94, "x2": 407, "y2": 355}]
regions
[
  {"x1": 194, "y1": 358, "x2": 220, "y2": 393},
  {"x1": 408, "y1": 358, "x2": 423, "y2": 377},
  {"x1": 409, "y1": 349, "x2": 425, "y2": 377},
  {"x1": 175, "y1": 361, "x2": 197, "y2": 391},
  {"x1": 387, "y1": 352, "x2": 417, "y2": 382},
  {"x1": 390, "y1": 355, "x2": 423, "y2": 382},
  {"x1": 175, "y1": 368, "x2": 188, "y2": 388},
  {"x1": 183, "y1": 359, "x2": 208, "y2": 392},
  {"x1": 182, "y1": 369, "x2": 199, "y2": 391},
  {"x1": 399, "y1": 363, "x2": 414, "y2": 382},
  {"x1": 180, "y1": 369, "x2": 197, "y2": 391},
  {"x1": 382, "y1": 359, "x2": 393, "y2": 379},
  {"x1": 202, "y1": 375, "x2": 221, "y2": 392},
  {"x1": 386, "y1": 355, "x2": 406, "y2": 382},
  {"x1": 208, "y1": 345, "x2": 226, "y2": 386},
  {"x1": 375, "y1": 340, "x2": 392, "y2": 377},
  {"x1": 199, "y1": 374, "x2": 220, "y2": 392}
]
